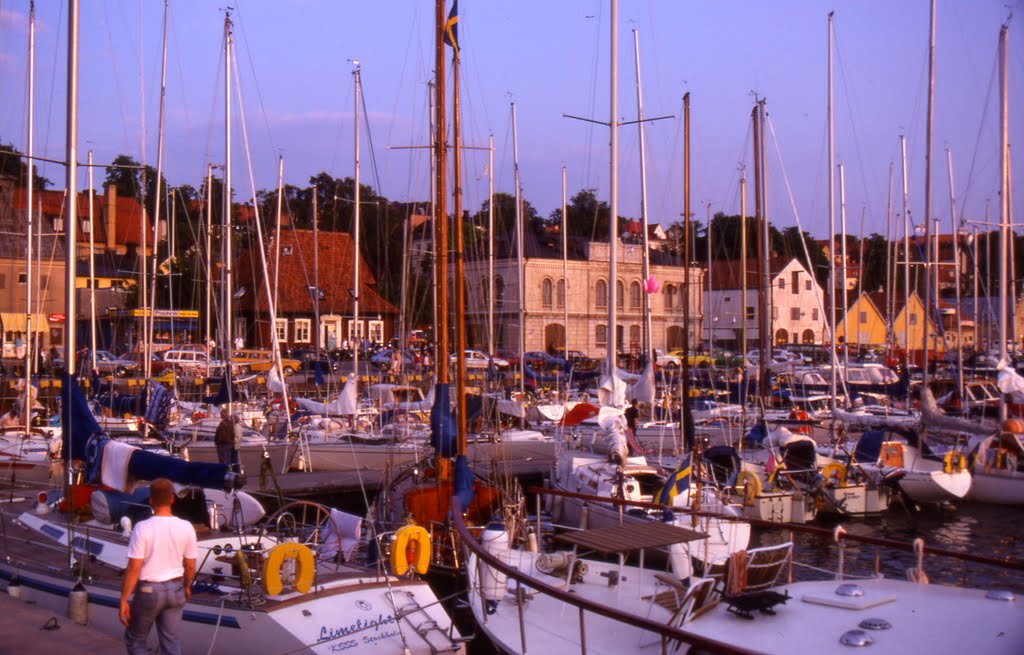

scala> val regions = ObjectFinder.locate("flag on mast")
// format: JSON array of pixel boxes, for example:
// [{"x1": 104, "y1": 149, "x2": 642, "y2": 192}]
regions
[{"x1": 444, "y1": 1, "x2": 459, "y2": 53}]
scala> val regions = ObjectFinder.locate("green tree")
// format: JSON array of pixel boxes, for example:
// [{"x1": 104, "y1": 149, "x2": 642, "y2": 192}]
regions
[
  {"x1": 564, "y1": 188, "x2": 611, "y2": 240},
  {"x1": 0, "y1": 139, "x2": 51, "y2": 189}
]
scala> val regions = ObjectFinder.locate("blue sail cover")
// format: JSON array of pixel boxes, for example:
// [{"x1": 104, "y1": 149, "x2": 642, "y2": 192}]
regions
[
  {"x1": 430, "y1": 383, "x2": 456, "y2": 458},
  {"x1": 143, "y1": 380, "x2": 173, "y2": 428},
  {"x1": 62, "y1": 374, "x2": 234, "y2": 490},
  {"x1": 453, "y1": 454, "x2": 475, "y2": 509}
]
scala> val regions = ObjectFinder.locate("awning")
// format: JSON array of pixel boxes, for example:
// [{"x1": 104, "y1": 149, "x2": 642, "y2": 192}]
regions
[{"x1": 0, "y1": 313, "x2": 49, "y2": 332}]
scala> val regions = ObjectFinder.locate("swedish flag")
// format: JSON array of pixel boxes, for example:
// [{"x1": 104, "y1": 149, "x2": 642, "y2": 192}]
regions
[
  {"x1": 444, "y1": 1, "x2": 459, "y2": 52},
  {"x1": 656, "y1": 455, "x2": 692, "y2": 505}
]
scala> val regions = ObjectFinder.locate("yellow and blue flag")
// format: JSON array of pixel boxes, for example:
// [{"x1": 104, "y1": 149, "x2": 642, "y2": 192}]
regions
[
  {"x1": 656, "y1": 455, "x2": 692, "y2": 505},
  {"x1": 444, "y1": 1, "x2": 459, "y2": 52}
]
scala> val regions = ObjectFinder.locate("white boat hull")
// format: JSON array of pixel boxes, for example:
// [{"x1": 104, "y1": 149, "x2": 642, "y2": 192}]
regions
[{"x1": 967, "y1": 469, "x2": 1024, "y2": 505}]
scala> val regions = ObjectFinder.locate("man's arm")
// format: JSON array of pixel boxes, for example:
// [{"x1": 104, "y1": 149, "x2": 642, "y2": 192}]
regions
[
  {"x1": 119, "y1": 558, "x2": 143, "y2": 626},
  {"x1": 183, "y1": 557, "x2": 196, "y2": 601}
]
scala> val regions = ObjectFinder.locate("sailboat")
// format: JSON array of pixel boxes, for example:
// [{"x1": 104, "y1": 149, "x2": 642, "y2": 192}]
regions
[{"x1": 0, "y1": 7, "x2": 466, "y2": 654}]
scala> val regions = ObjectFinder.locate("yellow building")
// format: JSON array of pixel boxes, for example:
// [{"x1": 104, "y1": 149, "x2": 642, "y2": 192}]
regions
[{"x1": 835, "y1": 292, "x2": 887, "y2": 347}]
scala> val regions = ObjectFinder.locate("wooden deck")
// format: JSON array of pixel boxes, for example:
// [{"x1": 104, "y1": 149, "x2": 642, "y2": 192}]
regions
[{"x1": 0, "y1": 592, "x2": 124, "y2": 653}]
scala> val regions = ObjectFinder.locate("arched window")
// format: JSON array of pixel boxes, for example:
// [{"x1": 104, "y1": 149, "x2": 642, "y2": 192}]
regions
[
  {"x1": 557, "y1": 279, "x2": 566, "y2": 308},
  {"x1": 802, "y1": 329, "x2": 815, "y2": 344},
  {"x1": 616, "y1": 280, "x2": 625, "y2": 310},
  {"x1": 541, "y1": 278, "x2": 553, "y2": 308},
  {"x1": 495, "y1": 276, "x2": 505, "y2": 308},
  {"x1": 595, "y1": 279, "x2": 608, "y2": 309},
  {"x1": 596, "y1": 324, "x2": 608, "y2": 348},
  {"x1": 629, "y1": 281, "x2": 642, "y2": 309},
  {"x1": 665, "y1": 284, "x2": 675, "y2": 310},
  {"x1": 629, "y1": 324, "x2": 641, "y2": 348},
  {"x1": 480, "y1": 277, "x2": 489, "y2": 305},
  {"x1": 775, "y1": 328, "x2": 789, "y2": 345}
]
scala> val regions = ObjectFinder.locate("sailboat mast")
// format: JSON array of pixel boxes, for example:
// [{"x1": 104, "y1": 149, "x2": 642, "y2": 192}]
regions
[
  {"x1": 752, "y1": 103, "x2": 767, "y2": 402},
  {"x1": 561, "y1": 164, "x2": 569, "y2": 380},
  {"x1": 273, "y1": 156, "x2": 283, "y2": 350},
  {"x1": 633, "y1": 30, "x2": 653, "y2": 392},
  {"x1": 452, "y1": 43, "x2": 469, "y2": 444},
  {"x1": 607, "y1": 0, "x2": 619, "y2": 377},
  {"x1": 487, "y1": 135, "x2": 495, "y2": 359},
  {"x1": 921, "y1": 0, "x2": 936, "y2": 390},
  {"x1": 900, "y1": 134, "x2": 911, "y2": 380},
  {"x1": 63, "y1": 0, "x2": 79, "y2": 475},
  {"x1": 147, "y1": 0, "x2": 169, "y2": 382},
  {"x1": 998, "y1": 22, "x2": 1009, "y2": 421},
  {"x1": 839, "y1": 164, "x2": 849, "y2": 371},
  {"x1": 827, "y1": 12, "x2": 837, "y2": 427},
  {"x1": 739, "y1": 169, "x2": 748, "y2": 446},
  {"x1": 223, "y1": 11, "x2": 234, "y2": 398},
  {"x1": 682, "y1": 93, "x2": 691, "y2": 428},
  {"x1": 88, "y1": 151, "x2": 97, "y2": 369},
  {"x1": 946, "y1": 148, "x2": 964, "y2": 399},
  {"x1": 204, "y1": 163, "x2": 212, "y2": 360},
  {"x1": 352, "y1": 64, "x2": 362, "y2": 379},
  {"x1": 24, "y1": 1, "x2": 35, "y2": 424},
  {"x1": 433, "y1": 0, "x2": 450, "y2": 400},
  {"x1": 512, "y1": 103, "x2": 525, "y2": 401}
]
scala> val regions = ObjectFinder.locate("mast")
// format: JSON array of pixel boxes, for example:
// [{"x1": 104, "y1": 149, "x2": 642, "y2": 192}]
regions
[
  {"x1": 147, "y1": 0, "x2": 169, "y2": 382},
  {"x1": 827, "y1": 12, "x2": 837, "y2": 432},
  {"x1": 204, "y1": 163, "x2": 213, "y2": 365},
  {"x1": 25, "y1": 1, "x2": 36, "y2": 433},
  {"x1": 63, "y1": 0, "x2": 79, "y2": 481},
  {"x1": 921, "y1": 0, "x2": 936, "y2": 390},
  {"x1": 633, "y1": 29, "x2": 654, "y2": 404},
  {"x1": 682, "y1": 92, "x2": 693, "y2": 448},
  {"x1": 273, "y1": 156, "x2": 283, "y2": 350},
  {"x1": 946, "y1": 148, "x2": 964, "y2": 400},
  {"x1": 561, "y1": 164, "x2": 569, "y2": 393},
  {"x1": 885, "y1": 161, "x2": 894, "y2": 354},
  {"x1": 512, "y1": 103, "x2": 525, "y2": 401},
  {"x1": 839, "y1": 164, "x2": 849, "y2": 372},
  {"x1": 433, "y1": 0, "x2": 450, "y2": 441},
  {"x1": 222, "y1": 10, "x2": 234, "y2": 400},
  {"x1": 607, "y1": 0, "x2": 619, "y2": 378},
  {"x1": 739, "y1": 169, "x2": 748, "y2": 439},
  {"x1": 998, "y1": 22, "x2": 1009, "y2": 421},
  {"x1": 452, "y1": 35, "x2": 468, "y2": 445},
  {"x1": 487, "y1": 134, "x2": 495, "y2": 359},
  {"x1": 706, "y1": 203, "x2": 712, "y2": 359},
  {"x1": 87, "y1": 151, "x2": 97, "y2": 370},
  {"x1": 900, "y1": 134, "x2": 911, "y2": 381},
  {"x1": 352, "y1": 64, "x2": 362, "y2": 381},
  {"x1": 752, "y1": 103, "x2": 767, "y2": 402}
]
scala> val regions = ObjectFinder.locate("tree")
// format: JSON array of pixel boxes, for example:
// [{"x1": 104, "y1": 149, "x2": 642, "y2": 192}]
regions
[
  {"x1": 0, "y1": 139, "x2": 51, "y2": 189},
  {"x1": 472, "y1": 191, "x2": 537, "y2": 237},
  {"x1": 564, "y1": 188, "x2": 611, "y2": 240}
]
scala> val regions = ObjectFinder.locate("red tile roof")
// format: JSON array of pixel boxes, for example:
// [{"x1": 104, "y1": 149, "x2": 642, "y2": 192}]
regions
[
  {"x1": 235, "y1": 228, "x2": 397, "y2": 316},
  {"x1": 11, "y1": 187, "x2": 154, "y2": 245}
]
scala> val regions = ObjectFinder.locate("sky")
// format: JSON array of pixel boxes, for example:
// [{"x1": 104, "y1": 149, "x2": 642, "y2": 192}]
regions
[{"x1": 0, "y1": 0, "x2": 1021, "y2": 241}]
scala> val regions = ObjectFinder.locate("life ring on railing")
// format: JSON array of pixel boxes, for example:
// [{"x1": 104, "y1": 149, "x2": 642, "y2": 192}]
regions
[
  {"x1": 390, "y1": 524, "x2": 431, "y2": 575},
  {"x1": 821, "y1": 462, "x2": 847, "y2": 486},
  {"x1": 261, "y1": 542, "x2": 315, "y2": 596},
  {"x1": 735, "y1": 471, "x2": 762, "y2": 507},
  {"x1": 943, "y1": 451, "x2": 967, "y2": 474}
]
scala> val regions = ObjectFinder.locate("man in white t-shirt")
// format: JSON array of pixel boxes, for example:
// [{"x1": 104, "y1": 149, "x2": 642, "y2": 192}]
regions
[{"x1": 119, "y1": 478, "x2": 198, "y2": 655}]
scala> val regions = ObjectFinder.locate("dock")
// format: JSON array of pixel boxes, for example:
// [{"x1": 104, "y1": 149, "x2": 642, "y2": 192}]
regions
[{"x1": 0, "y1": 592, "x2": 123, "y2": 654}]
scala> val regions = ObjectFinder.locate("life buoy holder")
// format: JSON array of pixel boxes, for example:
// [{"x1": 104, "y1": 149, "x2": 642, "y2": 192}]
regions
[
  {"x1": 943, "y1": 451, "x2": 967, "y2": 474},
  {"x1": 734, "y1": 470, "x2": 762, "y2": 507},
  {"x1": 390, "y1": 524, "x2": 431, "y2": 575},
  {"x1": 821, "y1": 462, "x2": 847, "y2": 486},
  {"x1": 261, "y1": 542, "x2": 315, "y2": 596}
]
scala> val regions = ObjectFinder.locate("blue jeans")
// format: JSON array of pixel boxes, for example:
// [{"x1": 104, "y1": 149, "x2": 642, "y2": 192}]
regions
[{"x1": 125, "y1": 578, "x2": 186, "y2": 655}]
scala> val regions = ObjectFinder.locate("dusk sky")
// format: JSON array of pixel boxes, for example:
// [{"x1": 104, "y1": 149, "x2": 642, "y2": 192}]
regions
[{"x1": 0, "y1": 1, "x2": 1020, "y2": 241}]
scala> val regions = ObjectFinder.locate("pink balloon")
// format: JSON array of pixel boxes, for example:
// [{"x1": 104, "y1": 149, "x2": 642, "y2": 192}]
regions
[{"x1": 643, "y1": 276, "x2": 660, "y2": 294}]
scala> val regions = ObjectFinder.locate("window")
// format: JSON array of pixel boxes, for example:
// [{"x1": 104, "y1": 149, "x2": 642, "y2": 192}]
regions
[
  {"x1": 790, "y1": 307, "x2": 801, "y2": 321},
  {"x1": 909, "y1": 314, "x2": 918, "y2": 325},
  {"x1": 791, "y1": 271, "x2": 799, "y2": 293},
  {"x1": 629, "y1": 281, "x2": 641, "y2": 309},
  {"x1": 772, "y1": 306, "x2": 779, "y2": 319},
  {"x1": 557, "y1": 279, "x2": 565, "y2": 308},
  {"x1": 859, "y1": 311, "x2": 868, "y2": 323},
  {"x1": 368, "y1": 320, "x2": 384, "y2": 344},
  {"x1": 282, "y1": 245, "x2": 293, "y2": 256},
  {"x1": 294, "y1": 319, "x2": 311, "y2": 343},
  {"x1": 812, "y1": 308, "x2": 819, "y2": 321},
  {"x1": 495, "y1": 276, "x2": 505, "y2": 308},
  {"x1": 724, "y1": 296, "x2": 732, "y2": 303},
  {"x1": 595, "y1": 280, "x2": 608, "y2": 309},
  {"x1": 0, "y1": 273, "x2": 6, "y2": 289},
  {"x1": 17, "y1": 272, "x2": 26, "y2": 284},
  {"x1": 616, "y1": 280, "x2": 624, "y2": 310},
  {"x1": 542, "y1": 278, "x2": 553, "y2": 308},
  {"x1": 629, "y1": 324, "x2": 641, "y2": 347},
  {"x1": 665, "y1": 285, "x2": 675, "y2": 310},
  {"x1": 596, "y1": 324, "x2": 608, "y2": 348},
  {"x1": 346, "y1": 319, "x2": 365, "y2": 341},
  {"x1": 778, "y1": 278, "x2": 786, "y2": 290},
  {"x1": 746, "y1": 306, "x2": 755, "y2": 320},
  {"x1": 275, "y1": 319, "x2": 288, "y2": 343},
  {"x1": 805, "y1": 280, "x2": 812, "y2": 291},
  {"x1": 82, "y1": 220, "x2": 91, "y2": 234}
]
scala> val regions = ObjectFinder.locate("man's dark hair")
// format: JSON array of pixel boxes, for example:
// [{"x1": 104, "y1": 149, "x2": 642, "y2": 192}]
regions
[{"x1": 150, "y1": 478, "x2": 175, "y2": 507}]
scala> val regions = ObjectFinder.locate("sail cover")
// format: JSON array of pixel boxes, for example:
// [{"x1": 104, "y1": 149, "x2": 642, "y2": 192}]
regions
[
  {"x1": 63, "y1": 374, "x2": 235, "y2": 491},
  {"x1": 430, "y1": 382, "x2": 456, "y2": 457},
  {"x1": 293, "y1": 377, "x2": 359, "y2": 415}
]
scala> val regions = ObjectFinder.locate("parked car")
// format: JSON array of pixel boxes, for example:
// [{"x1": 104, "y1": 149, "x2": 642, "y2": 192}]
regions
[
  {"x1": 667, "y1": 349, "x2": 713, "y2": 368},
  {"x1": 653, "y1": 349, "x2": 682, "y2": 369},
  {"x1": 50, "y1": 347, "x2": 141, "y2": 377},
  {"x1": 162, "y1": 348, "x2": 227, "y2": 374},
  {"x1": 551, "y1": 348, "x2": 598, "y2": 371},
  {"x1": 231, "y1": 349, "x2": 301, "y2": 376},
  {"x1": 495, "y1": 350, "x2": 522, "y2": 368},
  {"x1": 450, "y1": 350, "x2": 509, "y2": 370},
  {"x1": 370, "y1": 348, "x2": 417, "y2": 372},
  {"x1": 523, "y1": 351, "x2": 565, "y2": 371}
]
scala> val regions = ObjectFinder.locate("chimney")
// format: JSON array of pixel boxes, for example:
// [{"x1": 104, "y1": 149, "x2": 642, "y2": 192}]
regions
[{"x1": 104, "y1": 183, "x2": 117, "y2": 250}]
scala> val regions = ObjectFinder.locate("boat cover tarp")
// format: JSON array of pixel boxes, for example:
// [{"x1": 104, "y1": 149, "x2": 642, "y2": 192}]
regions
[
  {"x1": 559, "y1": 402, "x2": 600, "y2": 426},
  {"x1": 431, "y1": 383, "x2": 456, "y2": 457},
  {"x1": 626, "y1": 361, "x2": 656, "y2": 408},
  {"x1": 62, "y1": 374, "x2": 233, "y2": 491},
  {"x1": 454, "y1": 454, "x2": 475, "y2": 508},
  {"x1": 997, "y1": 365, "x2": 1024, "y2": 403},
  {"x1": 142, "y1": 380, "x2": 173, "y2": 428},
  {"x1": 293, "y1": 378, "x2": 358, "y2": 416},
  {"x1": 852, "y1": 430, "x2": 885, "y2": 463}
]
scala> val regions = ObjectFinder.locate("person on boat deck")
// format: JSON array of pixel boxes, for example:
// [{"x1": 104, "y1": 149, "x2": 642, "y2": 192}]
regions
[
  {"x1": 624, "y1": 398, "x2": 641, "y2": 455},
  {"x1": 119, "y1": 478, "x2": 198, "y2": 655},
  {"x1": 214, "y1": 407, "x2": 240, "y2": 471}
]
